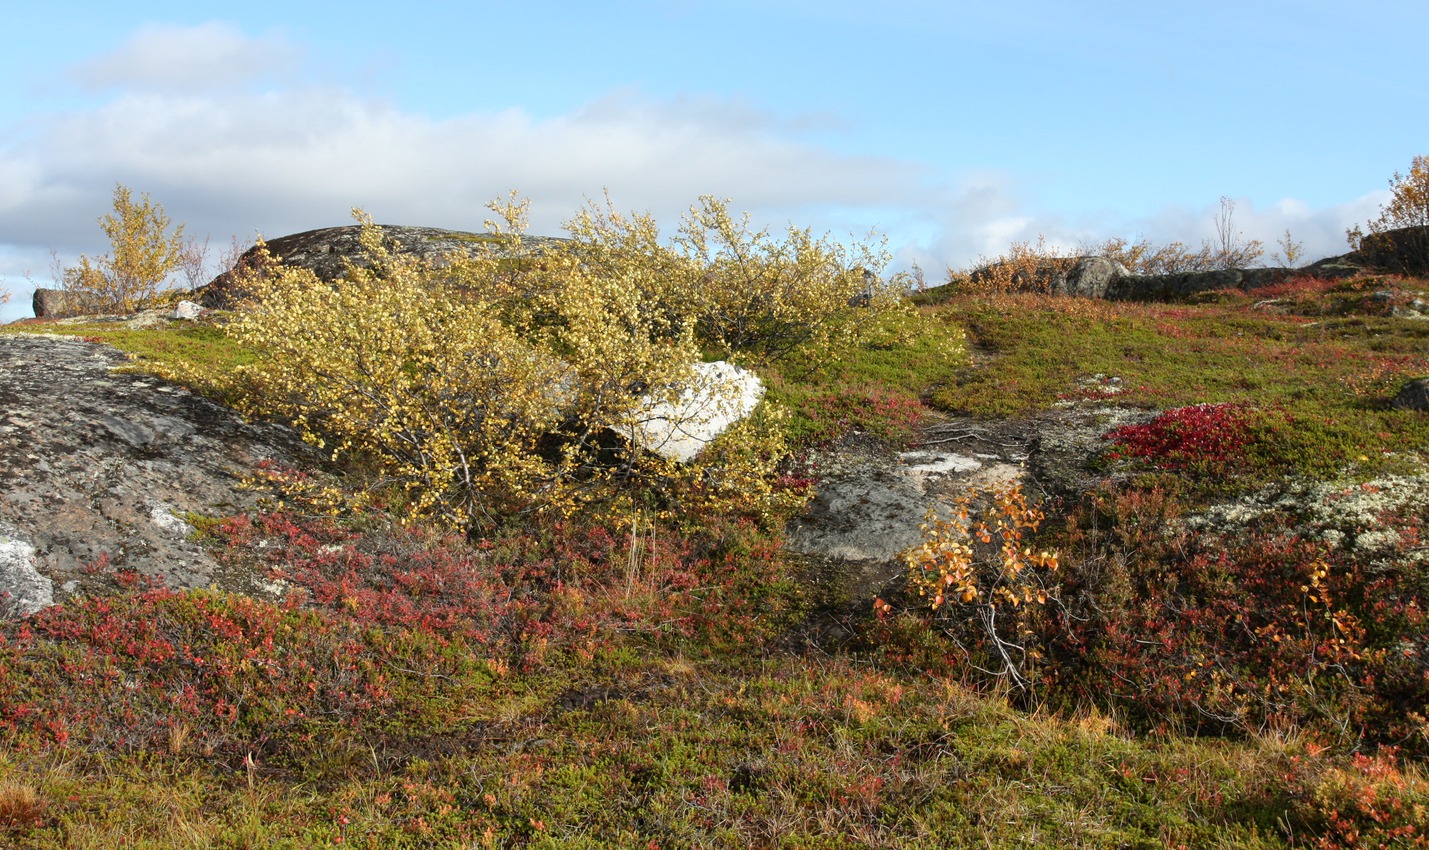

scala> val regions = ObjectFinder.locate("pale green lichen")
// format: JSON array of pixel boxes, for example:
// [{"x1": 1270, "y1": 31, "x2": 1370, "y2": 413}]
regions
[{"x1": 1182, "y1": 469, "x2": 1429, "y2": 566}]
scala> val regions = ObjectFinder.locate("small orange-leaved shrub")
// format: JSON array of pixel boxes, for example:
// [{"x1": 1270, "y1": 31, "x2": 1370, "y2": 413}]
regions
[{"x1": 888, "y1": 484, "x2": 1061, "y2": 691}]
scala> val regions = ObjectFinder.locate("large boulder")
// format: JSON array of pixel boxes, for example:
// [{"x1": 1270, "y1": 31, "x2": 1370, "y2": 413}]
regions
[
  {"x1": 32, "y1": 287, "x2": 109, "y2": 319},
  {"x1": 1357, "y1": 225, "x2": 1429, "y2": 275},
  {"x1": 1057, "y1": 256, "x2": 1129, "y2": 298},
  {"x1": 786, "y1": 419, "x2": 1031, "y2": 606},
  {"x1": 1392, "y1": 378, "x2": 1429, "y2": 412},
  {"x1": 200, "y1": 225, "x2": 569, "y2": 309}
]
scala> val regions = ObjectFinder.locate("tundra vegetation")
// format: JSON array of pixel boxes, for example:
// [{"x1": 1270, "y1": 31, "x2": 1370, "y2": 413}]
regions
[{"x1": 3, "y1": 167, "x2": 1429, "y2": 847}]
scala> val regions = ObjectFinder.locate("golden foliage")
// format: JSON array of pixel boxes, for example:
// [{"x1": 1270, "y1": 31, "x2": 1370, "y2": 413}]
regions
[
  {"x1": 898, "y1": 484, "x2": 1060, "y2": 690},
  {"x1": 1272, "y1": 228, "x2": 1305, "y2": 268},
  {"x1": 1086, "y1": 236, "x2": 1223, "y2": 275},
  {"x1": 62, "y1": 184, "x2": 186, "y2": 313},
  {"x1": 201, "y1": 195, "x2": 893, "y2": 529},
  {"x1": 0, "y1": 781, "x2": 46, "y2": 828},
  {"x1": 1354, "y1": 154, "x2": 1429, "y2": 271},
  {"x1": 566, "y1": 194, "x2": 904, "y2": 365},
  {"x1": 1371, "y1": 154, "x2": 1429, "y2": 233},
  {"x1": 953, "y1": 236, "x2": 1076, "y2": 295}
]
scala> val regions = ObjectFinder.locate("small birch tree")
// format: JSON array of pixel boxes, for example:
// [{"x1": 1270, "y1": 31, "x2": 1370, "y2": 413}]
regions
[{"x1": 63, "y1": 184, "x2": 186, "y2": 312}]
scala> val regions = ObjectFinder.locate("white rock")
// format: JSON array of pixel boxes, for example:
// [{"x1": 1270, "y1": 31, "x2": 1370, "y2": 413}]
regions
[
  {"x1": 150, "y1": 503, "x2": 195, "y2": 538},
  {"x1": 630, "y1": 361, "x2": 764, "y2": 463},
  {"x1": 898, "y1": 450, "x2": 983, "y2": 482},
  {"x1": 0, "y1": 526, "x2": 53, "y2": 618},
  {"x1": 173, "y1": 300, "x2": 203, "y2": 320}
]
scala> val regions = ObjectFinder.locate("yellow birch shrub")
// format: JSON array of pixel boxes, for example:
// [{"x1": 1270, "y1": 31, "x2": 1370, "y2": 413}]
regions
[
  {"x1": 954, "y1": 235, "x2": 1074, "y2": 295},
  {"x1": 63, "y1": 184, "x2": 186, "y2": 313},
  {"x1": 1085, "y1": 236, "x2": 1222, "y2": 274},
  {"x1": 566, "y1": 195, "x2": 905, "y2": 366},
  {"x1": 1351, "y1": 154, "x2": 1429, "y2": 272},
  {"x1": 200, "y1": 192, "x2": 894, "y2": 530},
  {"x1": 220, "y1": 231, "x2": 579, "y2": 527}
]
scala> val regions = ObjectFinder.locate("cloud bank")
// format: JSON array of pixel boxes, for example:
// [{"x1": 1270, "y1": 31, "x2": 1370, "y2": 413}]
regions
[{"x1": 0, "y1": 22, "x2": 1385, "y2": 321}]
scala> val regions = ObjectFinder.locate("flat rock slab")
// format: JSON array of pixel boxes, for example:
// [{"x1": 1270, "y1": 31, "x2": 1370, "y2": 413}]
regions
[
  {"x1": 0, "y1": 334, "x2": 315, "y2": 613},
  {"x1": 786, "y1": 406, "x2": 1145, "y2": 607},
  {"x1": 786, "y1": 425, "x2": 1031, "y2": 602}
]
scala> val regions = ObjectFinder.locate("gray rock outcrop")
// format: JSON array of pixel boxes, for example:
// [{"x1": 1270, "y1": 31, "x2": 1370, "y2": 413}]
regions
[
  {"x1": 33, "y1": 288, "x2": 108, "y2": 320},
  {"x1": 1392, "y1": 378, "x2": 1429, "y2": 412},
  {"x1": 1056, "y1": 257, "x2": 1129, "y2": 298},
  {"x1": 0, "y1": 334, "x2": 316, "y2": 614},
  {"x1": 786, "y1": 422, "x2": 1030, "y2": 603},
  {"x1": 1106, "y1": 267, "x2": 1302, "y2": 301},
  {"x1": 200, "y1": 225, "x2": 570, "y2": 309},
  {"x1": 1357, "y1": 225, "x2": 1429, "y2": 276}
]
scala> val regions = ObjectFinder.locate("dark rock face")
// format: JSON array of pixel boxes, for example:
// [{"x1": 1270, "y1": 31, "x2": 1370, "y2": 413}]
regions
[
  {"x1": 1358, "y1": 225, "x2": 1429, "y2": 276},
  {"x1": 0, "y1": 334, "x2": 316, "y2": 614},
  {"x1": 1392, "y1": 378, "x2": 1429, "y2": 412},
  {"x1": 33, "y1": 288, "x2": 109, "y2": 319},
  {"x1": 1106, "y1": 267, "x2": 1314, "y2": 301},
  {"x1": 200, "y1": 225, "x2": 569, "y2": 308}
]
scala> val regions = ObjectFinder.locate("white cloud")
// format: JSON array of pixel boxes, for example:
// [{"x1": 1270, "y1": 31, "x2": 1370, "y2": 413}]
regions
[
  {"x1": 0, "y1": 69, "x2": 938, "y2": 259},
  {"x1": 909, "y1": 188, "x2": 1387, "y2": 281},
  {"x1": 68, "y1": 21, "x2": 302, "y2": 92},
  {"x1": 0, "y1": 22, "x2": 1392, "y2": 320},
  {"x1": 1126, "y1": 193, "x2": 1387, "y2": 268}
]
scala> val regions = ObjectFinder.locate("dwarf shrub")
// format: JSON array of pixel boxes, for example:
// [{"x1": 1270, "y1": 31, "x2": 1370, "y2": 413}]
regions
[
  {"x1": 203, "y1": 195, "x2": 895, "y2": 529},
  {"x1": 890, "y1": 484, "x2": 1061, "y2": 692}
]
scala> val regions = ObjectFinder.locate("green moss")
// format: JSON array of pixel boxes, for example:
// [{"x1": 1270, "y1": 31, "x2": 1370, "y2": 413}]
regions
[{"x1": 922, "y1": 292, "x2": 1429, "y2": 479}]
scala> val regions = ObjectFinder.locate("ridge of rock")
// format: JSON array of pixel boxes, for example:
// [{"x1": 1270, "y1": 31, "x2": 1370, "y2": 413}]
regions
[{"x1": 199, "y1": 224, "x2": 570, "y2": 309}]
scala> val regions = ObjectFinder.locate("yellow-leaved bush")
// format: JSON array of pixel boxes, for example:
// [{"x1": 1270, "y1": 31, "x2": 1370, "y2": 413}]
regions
[
  {"x1": 203, "y1": 194, "x2": 898, "y2": 530},
  {"x1": 565, "y1": 194, "x2": 906, "y2": 366},
  {"x1": 893, "y1": 484, "x2": 1060, "y2": 691},
  {"x1": 62, "y1": 183, "x2": 187, "y2": 313}
]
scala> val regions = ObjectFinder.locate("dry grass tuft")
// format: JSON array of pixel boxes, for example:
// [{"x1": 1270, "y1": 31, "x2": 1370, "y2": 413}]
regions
[{"x1": 0, "y1": 781, "x2": 47, "y2": 828}]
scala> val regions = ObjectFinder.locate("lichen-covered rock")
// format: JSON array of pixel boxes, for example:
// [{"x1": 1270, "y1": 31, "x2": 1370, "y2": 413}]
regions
[
  {"x1": 630, "y1": 361, "x2": 764, "y2": 463},
  {"x1": 32, "y1": 287, "x2": 109, "y2": 319},
  {"x1": 0, "y1": 334, "x2": 317, "y2": 614},
  {"x1": 0, "y1": 523, "x2": 51, "y2": 617},
  {"x1": 199, "y1": 225, "x2": 570, "y2": 309},
  {"x1": 1058, "y1": 257, "x2": 1129, "y2": 298},
  {"x1": 786, "y1": 420, "x2": 1032, "y2": 605},
  {"x1": 173, "y1": 300, "x2": 204, "y2": 320}
]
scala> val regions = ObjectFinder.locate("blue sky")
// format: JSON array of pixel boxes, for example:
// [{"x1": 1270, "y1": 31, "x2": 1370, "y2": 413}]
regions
[{"x1": 2, "y1": 1, "x2": 1425, "y2": 321}]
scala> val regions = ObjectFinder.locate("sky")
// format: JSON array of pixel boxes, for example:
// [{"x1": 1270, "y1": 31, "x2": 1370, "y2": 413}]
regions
[{"x1": 2, "y1": 1, "x2": 1425, "y2": 321}]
